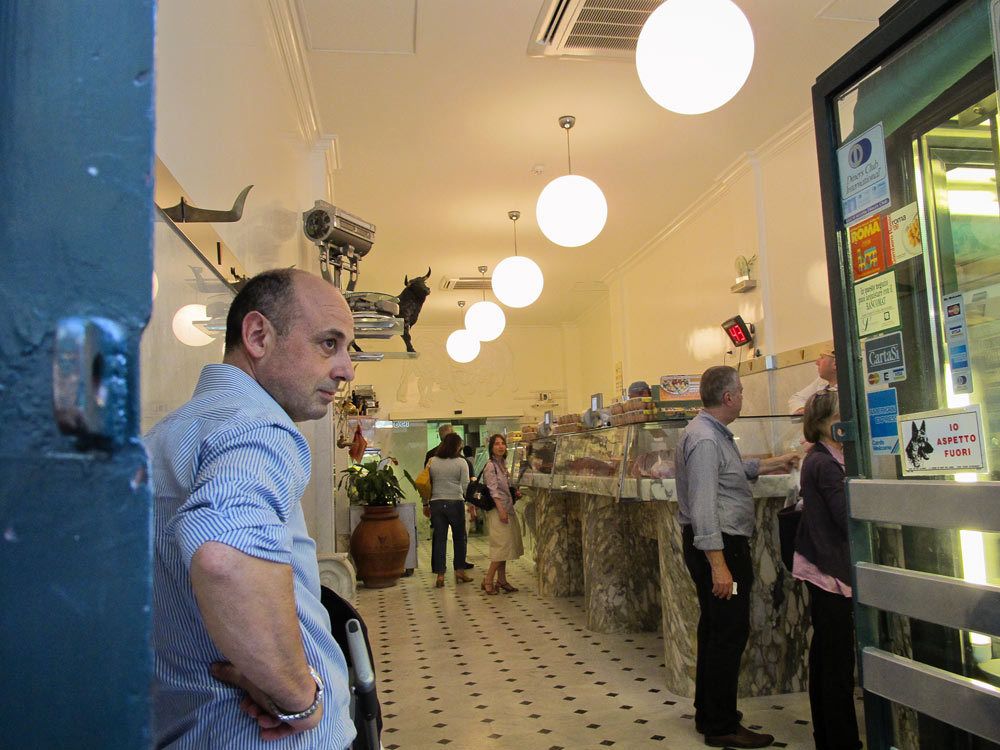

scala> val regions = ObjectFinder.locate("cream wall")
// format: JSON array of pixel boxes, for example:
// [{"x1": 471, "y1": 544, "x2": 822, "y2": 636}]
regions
[
  {"x1": 563, "y1": 115, "x2": 834, "y2": 415},
  {"x1": 349, "y1": 324, "x2": 568, "y2": 422},
  {"x1": 759, "y1": 125, "x2": 834, "y2": 353},
  {"x1": 565, "y1": 296, "x2": 614, "y2": 407},
  {"x1": 156, "y1": 0, "x2": 324, "y2": 274}
]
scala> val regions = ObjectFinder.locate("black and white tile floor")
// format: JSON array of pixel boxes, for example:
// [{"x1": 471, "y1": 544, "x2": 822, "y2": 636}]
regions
[{"x1": 354, "y1": 534, "x2": 823, "y2": 749}]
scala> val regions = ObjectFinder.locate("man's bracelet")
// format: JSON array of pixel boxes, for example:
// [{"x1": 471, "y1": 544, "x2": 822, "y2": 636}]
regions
[{"x1": 266, "y1": 665, "x2": 324, "y2": 723}]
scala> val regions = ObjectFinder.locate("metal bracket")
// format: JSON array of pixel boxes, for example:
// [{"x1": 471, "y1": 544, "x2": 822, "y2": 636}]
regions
[
  {"x1": 832, "y1": 420, "x2": 857, "y2": 443},
  {"x1": 53, "y1": 317, "x2": 129, "y2": 447},
  {"x1": 160, "y1": 184, "x2": 253, "y2": 223}
]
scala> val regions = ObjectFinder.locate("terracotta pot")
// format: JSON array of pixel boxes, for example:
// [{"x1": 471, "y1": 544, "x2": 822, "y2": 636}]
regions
[{"x1": 350, "y1": 505, "x2": 409, "y2": 588}]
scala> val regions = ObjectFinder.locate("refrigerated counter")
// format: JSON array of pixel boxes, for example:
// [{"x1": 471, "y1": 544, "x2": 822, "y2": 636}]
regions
[{"x1": 510, "y1": 415, "x2": 809, "y2": 699}]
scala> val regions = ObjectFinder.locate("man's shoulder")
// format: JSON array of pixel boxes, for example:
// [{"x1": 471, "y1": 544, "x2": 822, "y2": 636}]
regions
[
  {"x1": 147, "y1": 393, "x2": 304, "y2": 458},
  {"x1": 683, "y1": 413, "x2": 721, "y2": 441}
]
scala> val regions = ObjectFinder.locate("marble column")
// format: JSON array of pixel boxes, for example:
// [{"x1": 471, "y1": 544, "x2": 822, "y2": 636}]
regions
[
  {"x1": 534, "y1": 488, "x2": 584, "y2": 597},
  {"x1": 581, "y1": 495, "x2": 660, "y2": 633}
]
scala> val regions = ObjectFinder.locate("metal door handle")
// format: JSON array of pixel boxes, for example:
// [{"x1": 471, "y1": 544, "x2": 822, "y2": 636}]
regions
[{"x1": 53, "y1": 317, "x2": 129, "y2": 446}]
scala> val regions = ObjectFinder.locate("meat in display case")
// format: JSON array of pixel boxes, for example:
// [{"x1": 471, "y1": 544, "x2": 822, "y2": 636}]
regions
[
  {"x1": 511, "y1": 415, "x2": 802, "y2": 502},
  {"x1": 551, "y1": 426, "x2": 629, "y2": 496},
  {"x1": 511, "y1": 436, "x2": 556, "y2": 489}
]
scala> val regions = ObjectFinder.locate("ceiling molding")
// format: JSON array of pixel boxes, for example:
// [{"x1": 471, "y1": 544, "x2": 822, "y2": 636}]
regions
[
  {"x1": 264, "y1": 0, "x2": 323, "y2": 142},
  {"x1": 602, "y1": 110, "x2": 815, "y2": 285},
  {"x1": 756, "y1": 109, "x2": 814, "y2": 162}
]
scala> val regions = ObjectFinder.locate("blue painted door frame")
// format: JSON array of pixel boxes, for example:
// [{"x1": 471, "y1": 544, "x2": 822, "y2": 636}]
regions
[{"x1": 0, "y1": 1, "x2": 155, "y2": 746}]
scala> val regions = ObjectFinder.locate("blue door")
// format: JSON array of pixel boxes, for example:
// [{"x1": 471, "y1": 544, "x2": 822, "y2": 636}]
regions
[{"x1": 0, "y1": 2, "x2": 155, "y2": 747}]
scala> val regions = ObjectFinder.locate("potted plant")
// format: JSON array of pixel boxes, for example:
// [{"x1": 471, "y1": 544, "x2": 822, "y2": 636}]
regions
[{"x1": 340, "y1": 457, "x2": 410, "y2": 588}]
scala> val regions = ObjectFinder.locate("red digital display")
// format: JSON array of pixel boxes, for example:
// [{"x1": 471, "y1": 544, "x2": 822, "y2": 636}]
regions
[{"x1": 722, "y1": 315, "x2": 753, "y2": 347}]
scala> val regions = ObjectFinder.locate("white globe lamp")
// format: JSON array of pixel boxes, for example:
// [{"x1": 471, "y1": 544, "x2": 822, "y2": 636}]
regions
[
  {"x1": 465, "y1": 300, "x2": 506, "y2": 342},
  {"x1": 536, "y1": 115, "x2": 607, "y2": 247},
  {"x1": 172, "y1": 303, "x2": 214, "y2": 347},
  {"x1": 636, "y1": 0, "x2": 754, "y2": 115},
  {"x1": 492, "y1": 256, "x2": 544, "y2": 309},
  {"x1": 446, "y1": 328, "x2": 480, "y2": 364},
  {"x1": 536, "y1": 174, "x2": 608, "y2": 248}
]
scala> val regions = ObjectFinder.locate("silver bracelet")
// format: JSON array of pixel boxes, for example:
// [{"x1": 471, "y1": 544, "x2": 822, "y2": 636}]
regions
[{"x1": 267, "y1": 665, "x2": 324, "y2": 722}]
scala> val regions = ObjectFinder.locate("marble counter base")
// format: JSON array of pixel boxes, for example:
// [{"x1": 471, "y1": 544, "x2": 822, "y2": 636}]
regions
[
  {"x1": 534, "y1": 489, "x2": 583, "y2": 597},
  {"x1": 655, "y1": 499, "x2": 809, "y2": 698},
  {"x1": 581, "y1": 495, "x2": 660, "y2": 633},
  {"x1": 533, "y1": 490, "x2": 809, "y2": 698}
]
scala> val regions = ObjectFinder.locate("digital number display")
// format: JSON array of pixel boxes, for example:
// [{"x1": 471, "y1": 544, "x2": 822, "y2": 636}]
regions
[{"x1": 721, "y1": 315, "x2": 753, "y2": 347}]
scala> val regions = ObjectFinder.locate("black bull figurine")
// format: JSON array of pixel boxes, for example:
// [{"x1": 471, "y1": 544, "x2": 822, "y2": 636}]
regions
[
  {"x1": 398, "y1": 268, "x2": 431, "y2": 352},
  {"x1": 349, "y1": 268, "x2": 431, "y2": 354}
]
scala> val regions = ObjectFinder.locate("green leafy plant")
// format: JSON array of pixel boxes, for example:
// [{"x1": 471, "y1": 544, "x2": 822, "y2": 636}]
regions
[{"x1": 338, "y1": 457, "x2": 405, "y2": 506}]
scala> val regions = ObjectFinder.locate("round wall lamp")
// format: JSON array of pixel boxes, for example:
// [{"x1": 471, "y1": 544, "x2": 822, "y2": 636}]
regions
[
  {"x1": 446, "y1": 301, "x2": 481, "y2": 363},
  {"x1": 535, "y1": 116, "x2": 607, "y2": 248},
  {"x1": 635, "y1": 0, "x2": 754, "y2": 115},
  {"x1": 465, "y1": 266, "x2": 506, "y2": 342},
  {"x1": 172, "y1": 303, "x2": 214, "y2": 347},
  {"x1": 492, "y1": 211, "x2": 543, "y2": 308}
]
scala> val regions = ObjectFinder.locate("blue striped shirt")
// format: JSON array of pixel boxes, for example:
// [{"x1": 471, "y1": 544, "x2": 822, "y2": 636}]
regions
[{"x1": 146, "y1": 364, "x2": 355, "y2": 749}]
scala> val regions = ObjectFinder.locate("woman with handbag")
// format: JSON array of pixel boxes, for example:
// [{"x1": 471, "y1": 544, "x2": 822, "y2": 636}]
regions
[
  {"x1": 794, "y1": 390, "x2": 861, "y2": 750},
  {"x1": 426, "y1": 432, "x2": 474, "y2": 588},
  {"x1": 481, "y1": 434, "x2": 523, "y2": 595}
]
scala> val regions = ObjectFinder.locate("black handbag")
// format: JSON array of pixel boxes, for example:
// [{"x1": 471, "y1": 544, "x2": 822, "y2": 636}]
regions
[
  {"x1": 465, "y1": 466, "x2": 494, "y2": 511},
  {"x1": 777, "y1": 504, "x2": 801, "y2": 573}
]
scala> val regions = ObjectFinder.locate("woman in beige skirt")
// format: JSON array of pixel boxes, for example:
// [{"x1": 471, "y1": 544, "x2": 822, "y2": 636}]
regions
[{"x1": 481, "y1": 433, "x2": 523, "y2": 594}]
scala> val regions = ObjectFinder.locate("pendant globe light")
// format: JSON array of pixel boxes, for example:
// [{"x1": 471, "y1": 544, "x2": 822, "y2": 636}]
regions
[
  {"x1": 446, "y1": 301, "x2": 481, "y2": 363},
  {"x1": 492, "y1": 210, "x2": 544, "y2": 308},
  {"x1": 172, "y1": 303, "x2": 214, "y2": 347},
  {"x1": 464, "y1": 265, "x2": 506, "y2": 342},
  {"x1": 535, "y1": 115, "x2": 607, "y2": 248},
  {"x1": 635, "y1": 0, "x2": 754, "y2": 115}
]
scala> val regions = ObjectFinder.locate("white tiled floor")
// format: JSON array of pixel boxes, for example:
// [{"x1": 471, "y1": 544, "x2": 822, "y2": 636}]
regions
[{"x1": 353, "y1": 534, "x2": 824, "y2": 749}]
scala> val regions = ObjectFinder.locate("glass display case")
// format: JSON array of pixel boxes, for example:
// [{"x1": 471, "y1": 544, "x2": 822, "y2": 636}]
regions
[
  {"x1": 551, "y1": 426, "x2": 630, "y2": 496},
  {"x1": 517, "y1": 415, "x2": 802, "y2": 502},
  {"x1": 511, "y1": 436, "x2": 556, "y2": 489},
  {"x1": 619, "y1": 418, "x2": 688, "y2": 501}
]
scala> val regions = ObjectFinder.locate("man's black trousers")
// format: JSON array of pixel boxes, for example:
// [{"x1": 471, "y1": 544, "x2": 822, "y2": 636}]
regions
[{"x1": 681, "y1": 526, "x2": 753, "y2": 738}]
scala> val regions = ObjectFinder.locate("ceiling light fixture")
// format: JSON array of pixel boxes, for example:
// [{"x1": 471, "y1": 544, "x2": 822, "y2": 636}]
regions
[
  {"x1": 492, "y1": 211, "x2": 544, "y2": 308},
  {"x1": 446, "y1": 301, "x2": 481, "y2": 363},
  {"x1": 464, "y1": 265, "x2": 506, "y2": 341},
  {"x1": 535, "y1": 116, "x2": 607, "y2": 248},
  {"x1": 172, "y1": 303, "x2": 214, "y2": 347},
  {"x1": 636, "y1": 0, "x2": 754, "y2": 115}
]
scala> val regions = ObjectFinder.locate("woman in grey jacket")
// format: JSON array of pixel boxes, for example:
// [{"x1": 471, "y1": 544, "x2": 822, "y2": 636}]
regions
[{"x1": 426, "y1": 432, "x2": 473, "y2": 588}]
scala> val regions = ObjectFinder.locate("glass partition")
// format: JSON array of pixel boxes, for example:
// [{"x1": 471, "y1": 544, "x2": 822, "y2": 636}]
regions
[
  {"x1": 141, "y1": 212, "x2": 233, "y2": 433},
  {"x1": 551, "y1": 426, "x2": 629, "y2": 496}
]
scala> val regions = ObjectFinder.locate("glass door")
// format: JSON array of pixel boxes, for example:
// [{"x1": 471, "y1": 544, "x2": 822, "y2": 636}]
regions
[{"x1": 815, "y1": 0, "x2": 1000, "y2": 747}]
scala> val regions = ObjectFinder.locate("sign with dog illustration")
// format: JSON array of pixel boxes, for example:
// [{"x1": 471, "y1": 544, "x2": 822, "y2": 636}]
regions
[{"x1": 897, "y1": 405, "x2": 986, "y2": 475}]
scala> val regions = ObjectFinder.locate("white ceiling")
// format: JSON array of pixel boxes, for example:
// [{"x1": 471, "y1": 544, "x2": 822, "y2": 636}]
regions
[{"x1": 296, "y1": 0, "x2": 894, "y2": 326}]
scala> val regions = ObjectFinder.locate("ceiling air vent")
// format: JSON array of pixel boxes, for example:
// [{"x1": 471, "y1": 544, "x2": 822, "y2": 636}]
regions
[
  {"x1": 528, "y1": 0, "x2": 661, "y2": 59},
  {"x1": 440, "y1": 276, "x2": 493, "y2": 291}
]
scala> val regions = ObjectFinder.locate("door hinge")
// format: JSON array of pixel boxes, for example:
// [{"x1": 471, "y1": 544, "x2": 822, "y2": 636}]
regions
[
  {"x1": 832, "y1": 420, "x2": 857, "y2": 443},
  {"x1": 53, "y1": 317, "x2": 129, "y2": 447}
]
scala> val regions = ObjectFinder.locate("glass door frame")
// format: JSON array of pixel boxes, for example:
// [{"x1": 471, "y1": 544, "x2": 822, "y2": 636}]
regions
[
  {"x1": 812, "y1": 2, "x2": 1000, "y2": 748},
  {"x1": 813, "y1": 0, "x2": 964, "y2": 481}
]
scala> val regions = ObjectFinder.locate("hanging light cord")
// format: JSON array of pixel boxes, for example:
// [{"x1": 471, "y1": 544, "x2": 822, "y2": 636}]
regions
[
  {"x1": 512, "y1": 216, "x2": 519, "y2": 257},
  {"x1": 565, "y1": 127, "x2": 573, "y2": 175}
]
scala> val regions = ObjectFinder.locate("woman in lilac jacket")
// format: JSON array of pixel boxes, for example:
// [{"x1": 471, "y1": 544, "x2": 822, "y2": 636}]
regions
[{"x1": 481, "y1": 434, "x2": 523, "y2": 595}]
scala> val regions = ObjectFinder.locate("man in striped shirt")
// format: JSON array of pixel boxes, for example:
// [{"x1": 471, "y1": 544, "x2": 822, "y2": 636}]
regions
[{"x1": 147, "y1": 269, "x2": 357, "y2": 748}]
